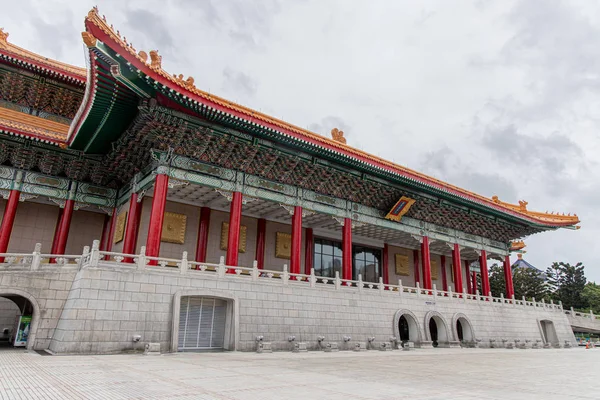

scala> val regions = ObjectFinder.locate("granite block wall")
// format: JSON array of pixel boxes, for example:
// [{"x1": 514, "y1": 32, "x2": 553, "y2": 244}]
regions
[{"x1": 46, "y1": 263, "x2": 575, "y2": 354}]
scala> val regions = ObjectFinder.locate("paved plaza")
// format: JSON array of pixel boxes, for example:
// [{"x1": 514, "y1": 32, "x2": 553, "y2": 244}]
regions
[{"x1": 0, "y1": 348, "x2": 598, "y2": 400}]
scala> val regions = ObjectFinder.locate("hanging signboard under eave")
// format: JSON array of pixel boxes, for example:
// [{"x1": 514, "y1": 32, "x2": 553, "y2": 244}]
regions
[{"x1": 385, "y1": 196, "x2": 416, "y2": 222}]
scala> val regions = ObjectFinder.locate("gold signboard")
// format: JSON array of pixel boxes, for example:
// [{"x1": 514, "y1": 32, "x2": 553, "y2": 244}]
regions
[
  {"x1": 275, "y1": 232, "x2": 292, "y2": 259},
  {"x1": 385, "y1": 196, "x2": 416, "y2": 222},
  {"x1": 161, "y1": 212, "x2": 187, "y2": 244},
  {"x1": 113, "y1": 211, "x2": 127, "y2": 244},
  {"x1": 395, "y1": 254, "x2": 410, "y2": 276},
  {"x1": 220, "y1": 222, "x2": 247, "y2": 253}
]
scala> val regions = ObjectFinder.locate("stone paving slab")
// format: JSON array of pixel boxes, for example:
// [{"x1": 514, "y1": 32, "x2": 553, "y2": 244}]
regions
[{"x1": 0, "y1": 348, "x2": 598, "y2": 399}]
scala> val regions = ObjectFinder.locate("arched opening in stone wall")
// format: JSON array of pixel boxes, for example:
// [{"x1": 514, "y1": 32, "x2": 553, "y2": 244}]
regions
[
  {"x1": 456, "y1": 317, "x2": 474, "y2": 342},
  {"x1": 0, "y1": 292, "x2": 38, "y2": 350},
  {"x1": 424, "y1": 311, "x2": 450, "y2": 348},
  {"x1": 393, "y1": 310, "x2": 422, "y2": 346}
]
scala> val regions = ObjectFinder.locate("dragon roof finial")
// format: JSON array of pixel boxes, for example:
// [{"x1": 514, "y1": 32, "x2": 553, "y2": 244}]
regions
[{"x1": 331, "y1": 128, "x2": 346, "y2": 144}]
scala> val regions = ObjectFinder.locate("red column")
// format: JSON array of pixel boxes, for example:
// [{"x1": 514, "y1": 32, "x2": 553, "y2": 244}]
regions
[
  {"x1": 382, "y1": 243, "x2": 389, "y2": 285},
  {"x1": 342, "y1": 218, "x2": 352, "y2": 280},
  {"x1": 146, "y1": 174, "x2": 169, "y2": 263},
  {"x1": 421, "y1": 236, "x2": 432, "y2": 290},
  {"x1": 122, "y1": 193, "x2": 141, "y2": 263},
  {"x1": 195, "y1": 207, "x2": 211, "y2": 263},
  {"x1": 441, "y1": 255, "x2": 448, "y2": 292},
  {"x1": 53, "y1": 199, "x2": 74, "y2": 256},
  {"x1": 413, "y1": 249, "x2": 420, "y2": 285},
  {"x1": 50, "y1": 208, "x2": 63, "y2": 255},
  {"x1": 255, "y1": 218, "x2": 266, "y2": 269},
  {"x1": 304, "y1": 228, "x2": 314, "y2": 275},
  {"x1": 480, "y1": 250, "x2": 490, "y2": 296},
  {"x1": 98, "y1": 214, "x2": 111, "y2": 252},
  {"x1": 0, "y1": 189, "x2": 20, "y2": 261},
  {"x1": 465, "y1": 260, "x2": 472, "y2": 294},
  {"x1": 103, "y1": 208, "x2": 117, "y2": 260},
  {"x1": 226, "y1": 191, "x2": 243, "y2": 266},
  {"x1": 503, "y1": 255, "x2": 514, "y2": 299},
  {"x1": 290, "y1": 206, "x2": 302, "y2": 275},
  {"x1": 452, "y1": 244, "x2": 463, "y2": 293},
  {"x1": 472, "y1": 271, "x2": 478, "y2": 294}
]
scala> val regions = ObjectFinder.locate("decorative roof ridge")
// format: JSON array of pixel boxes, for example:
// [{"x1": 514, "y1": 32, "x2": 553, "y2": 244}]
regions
[
  {"x1": 0, "y1": 27, "x2": 86, "y2": 83},
  {"x1": 491, "y1": 196, "x2": 580, "y2": 226},
  {"x1": 0, "y1": 106, "x2": 68, "y2": 145},
  {"x1": 83, "y1": 8, "x2": 580, "y2": 228}
]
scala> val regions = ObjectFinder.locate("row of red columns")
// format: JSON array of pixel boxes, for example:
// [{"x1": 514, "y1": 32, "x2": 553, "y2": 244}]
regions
[{"x1": 0, "y1": 172, "x2": 517, "y2": 298}]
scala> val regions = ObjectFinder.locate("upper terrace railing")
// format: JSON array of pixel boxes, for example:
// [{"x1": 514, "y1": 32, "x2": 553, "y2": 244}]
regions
[{"x1": 0, "y1": 241, "x2": 566, "y2": 313}]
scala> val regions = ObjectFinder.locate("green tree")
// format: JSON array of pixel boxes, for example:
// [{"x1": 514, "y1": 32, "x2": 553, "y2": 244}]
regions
[
  {"x1": 582, "y1": 282, "x2": 600, "y2": 313},
  {"x1": 488, "y1": 263, "x2": 506, "y2": 297},
  {"x1": 513, "y1": 267, "x2": 549, "y2": 301},
  {"x1": 546, "y1": 262, "x2": 587, "y2": 309}
]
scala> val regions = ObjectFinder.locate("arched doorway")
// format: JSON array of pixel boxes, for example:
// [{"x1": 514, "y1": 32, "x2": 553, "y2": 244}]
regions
[
  {"x1": 393, "y1": 310, "x2": 422, "y2": 346},
  {"x1": 0, "y1": 291, "x2": 39, "y2": 350},
  {"x1": 424, "y1": 311, "x2": 450, "y2": 348},
  {"x1": 452, "y1": 313, "x2": 475, "y2": 343},
  {"x1": 429, "y1": 318, "x2": 439, "y2": 347}
]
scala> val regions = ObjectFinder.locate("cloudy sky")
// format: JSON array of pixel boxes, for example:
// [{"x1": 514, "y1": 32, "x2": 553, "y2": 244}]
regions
[{"x1": 4, "y1": 0, "x2": 599, "y2": 281}]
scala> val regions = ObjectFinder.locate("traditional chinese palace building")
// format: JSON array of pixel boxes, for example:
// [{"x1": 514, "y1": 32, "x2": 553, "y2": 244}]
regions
[{"x1": 0, "y1": 9, "x2": 581, "y2": 353}]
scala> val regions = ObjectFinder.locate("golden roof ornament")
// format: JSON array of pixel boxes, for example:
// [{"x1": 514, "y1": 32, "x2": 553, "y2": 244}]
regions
[
  {"x1": 331, "y1": 128, "x2": 346, "y2": 144},
  {"x1": 149, "y1": 50, "x2": 162, "y2": 70},
  {"x1": 81, "y1": 32, "x2": 97, "y2": 47},
  {"x1": 0, "y1": 28, "x2": 8, "y2": 49}
]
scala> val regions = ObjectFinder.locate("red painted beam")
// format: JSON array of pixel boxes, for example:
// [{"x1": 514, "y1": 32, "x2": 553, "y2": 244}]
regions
[
  {"x1": 122, "y1": 193, "x2": 141, "y2": 263},
  {"x1": 504, "y1": 255, "x2": 514, "y2": 299},
  {"x1": 480, "y1": 250, "x2": 490, "y2": 296},
  {"x1": 342, "y1": 218, "x2": 352, "y2": 280},
  {"x1": 452, "y1": 244, "x2": 463, "y2": 294},
  {"x1": 421, "y1": 237, "x2": 432, "y2": 290}
]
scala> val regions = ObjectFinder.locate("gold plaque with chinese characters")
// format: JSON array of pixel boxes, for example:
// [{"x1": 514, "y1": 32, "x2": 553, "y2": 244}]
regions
[
  {"x1": 113, "y1": 211, "x2": 127, "y2": 244},
  {"x1": 220, "y1": 222, "x2": 247, "y2": 253},
  {"x1": 431, "y1": 259, "x2": 438, "y2": 280},
  {"x1": 161, "y1": 212, "x2": 187, "y2": 244},
  {"x1": 395, "y1": 254, "x2": 410, "y2": 276},
  {"x1": 275, "y1": 232, "x2": 292, "y2": 259}
]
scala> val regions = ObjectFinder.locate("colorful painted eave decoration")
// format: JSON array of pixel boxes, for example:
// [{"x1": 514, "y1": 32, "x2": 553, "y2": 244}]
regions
[
  {"x1": 0, "y1": 28, "x2": 86, "y2": 85},
  {"x1": 77, "y1": 7, "x2": 581, "y2": 230},
  {"x1": 385, "y1": 196, "x2": 416, "y2": 222},
  {"x1": 0, "y1": 107, "x2": 68, "y2": 146}
]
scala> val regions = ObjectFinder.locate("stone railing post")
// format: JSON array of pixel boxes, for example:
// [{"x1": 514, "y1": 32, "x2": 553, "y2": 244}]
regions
[
  {"x1": 463, "y1": 289, "x2": 468, "y2": 303},
  {"x1": 217, "y1": 256, "x2": 226, "y2": 277},
  {"x1": 136, "y1": 246, "x2": 146, "y2": 270},
  {"x1": 570, "y1": 306, "x2": 575, "y2": 315},
  {"x1": 511, "y1": 294, "x2": 516, "y2": 306},
  {"x1": 522, "y1": 296, "x2": 527, "y2": 309},
  {"x1": 448, "y1": 287, "x2": 453, "y2": 301},
  {"x1": 559, "y1": 300, "x2": 563, "y2": 311},
  {"x1": 398, "y1": 279, "x2": 403, "y2": 297},
  {"x1": 90, "y1": 240, "x2": 100, "y2": 268},
  {"x1": 30, "y1": 243, "x2": 42, "y2": 271},
  {"x1": 310, "y1": 268, "x2": 316, "y2": 288},
  {"x1": 433, "y1": 283, "x2": 437, "y2": 297},
  {"x1": 379, "y1": 277, "x2": 384, "y2": 294},
  {"x1": 179, "y1": 251, "x2": 188, "y2": 275},
  {"x1": 252, "y1": 261, "x2": 259, "y2": 281},
  {"x1": 532, "y1": 297, "x2": 537, "y2": 308},
  {"x1": 335, "y1": 271, "x2": 341, "y2": 290},
  {"x1": 500, "y1": 293, "x2": 505, "y2": 306},
  {"x1": 282, "y1": 264, "x2": 289, "y2": 285},
  {"x1": 590, "y1": 310, "x2": 595, "y2": 319},
  {"x1": 416, "y1": 282, "x2": 421, "y2": 298},
  {"x1": 358, "y1": 274, "x2": 363, "y2": 292},
  {"x1": 476, "y1": 290, "x2": 480, "y2": 301},
  {"x1": 79, "y1": 245, "x2": 90, "y2": 270}
]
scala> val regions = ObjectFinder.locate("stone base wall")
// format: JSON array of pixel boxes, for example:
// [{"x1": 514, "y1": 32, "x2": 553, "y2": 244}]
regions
[
  {"x1": 46, "y1": 263, "x2": 575, "y2": 354},
  {"x1": 0, "y1": 268, "x2": 78, "y2": 349}
]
